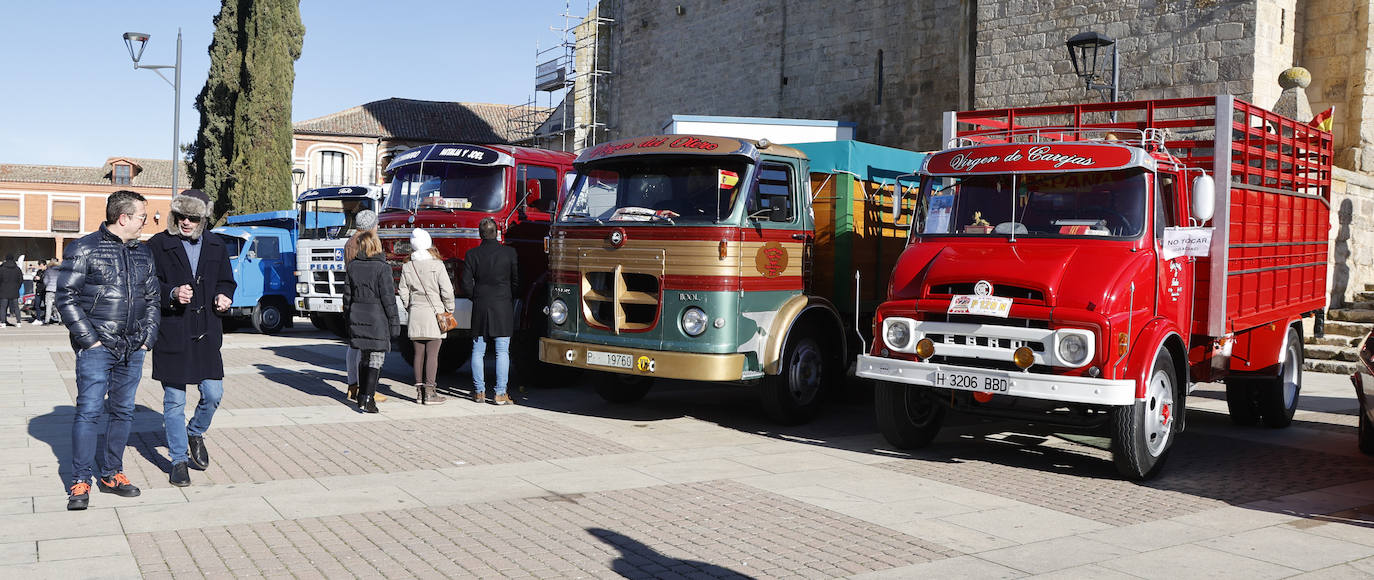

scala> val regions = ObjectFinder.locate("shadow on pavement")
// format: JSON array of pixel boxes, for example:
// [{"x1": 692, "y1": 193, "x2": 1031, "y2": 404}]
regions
[
  {"x1": 588, "y1": 527, "x2": 756, "y2": 579},
  {"x1": 28, "y1": 403, "x2": 163, "y2": 488}
]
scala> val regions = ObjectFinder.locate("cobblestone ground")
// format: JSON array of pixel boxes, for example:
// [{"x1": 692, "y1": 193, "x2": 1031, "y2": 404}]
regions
[{"x1": 8, "y1": 323, "x2": 1374, "y2": 578}]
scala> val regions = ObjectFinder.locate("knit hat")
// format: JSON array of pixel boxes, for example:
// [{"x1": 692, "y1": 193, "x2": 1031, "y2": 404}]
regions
[
  {"x1": 355, "y1": 209, "x2": 378, "y2": 231},
  {"x1": 409, "y1": 228, "x2": 432, "y2": 253}
]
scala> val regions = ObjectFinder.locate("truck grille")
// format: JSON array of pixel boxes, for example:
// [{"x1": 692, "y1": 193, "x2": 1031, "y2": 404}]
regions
[
  {"x1": 931, "y1": 283, "x2": 1044, "y2": 301},
  {"x1": 311, "y1": 270, "x2": 346, "y2": 296},
  {"x1": 582, "y1": 266, "x2": 661, "y2": 332}
]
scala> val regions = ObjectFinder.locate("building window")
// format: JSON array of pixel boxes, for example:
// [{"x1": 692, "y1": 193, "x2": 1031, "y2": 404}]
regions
[
  {"x1": 52, "y1": 201, "x2": 80, "y2": 232},
  {"x1": 113, "y1": 164, "x2": 132, "y2": 185},
  {"x1": 0, "y1": 198, "x2": 18, "y2": 222},
  {"x1": 320, "y1": 151, "x2": 347, "y2": 186}
]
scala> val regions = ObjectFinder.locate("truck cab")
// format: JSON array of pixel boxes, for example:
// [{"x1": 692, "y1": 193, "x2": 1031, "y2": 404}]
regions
[
  {"x1": 293, "y1": 185, "x2": 384, "y2": 336},
  {"x1": 377, "y1": 143, "x2": 577, "y2": 371},
  {"x1": 214, "y1": 211, "x2": 298, "y2": 334}
]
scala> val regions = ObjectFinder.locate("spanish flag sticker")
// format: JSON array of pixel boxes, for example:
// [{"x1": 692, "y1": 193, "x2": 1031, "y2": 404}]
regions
[{"x1": 718, "y1": 169, "x2": 739, "y2": 190}]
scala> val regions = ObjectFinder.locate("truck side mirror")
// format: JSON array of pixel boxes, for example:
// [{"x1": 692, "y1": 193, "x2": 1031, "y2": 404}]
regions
[
  {"x1": 765, "y1": 193, "x2": 792, "y2": 222},
  {"x1": 1191, "y1": 174, "x2": 1215, "y2": 223},
  {"x1": 890, "y1": 186, "x2": 901, "y2": 223}
]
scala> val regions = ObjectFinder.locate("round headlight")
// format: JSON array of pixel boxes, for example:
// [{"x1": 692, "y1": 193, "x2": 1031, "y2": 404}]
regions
[
  {"x1": 885, "y1": 321, "x2": 911, "y2": 350},
  {"x1": 1058, "y1": 333, "x2": 1090, "y2": 366},
  {"x1": 297, "y1": 282, "x2": 310, "y2": 294},
  {"x1": 549, "y1": 299, "x2": 568, "y2": 325},
  {"x1": 682, "y1": 307, "x2": 708, "y2": 336}
]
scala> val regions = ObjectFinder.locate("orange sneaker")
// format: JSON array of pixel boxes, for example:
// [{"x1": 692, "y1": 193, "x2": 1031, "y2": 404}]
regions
[
  {"x1": 96, "y1": 473, "x2": 140, "y2": 497},
  {"x1": 67, "y1": 481, "x2": 91, "y2": 511}
]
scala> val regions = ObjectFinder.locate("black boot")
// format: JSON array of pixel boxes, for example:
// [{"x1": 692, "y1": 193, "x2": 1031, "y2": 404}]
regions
[{"x1": 359, "y1": 365, "x2": 380, "y2": 414}]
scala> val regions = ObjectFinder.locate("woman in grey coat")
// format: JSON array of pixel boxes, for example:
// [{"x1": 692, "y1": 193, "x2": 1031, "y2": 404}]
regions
[{"x1": 397, "y1": 228, "x2": 453, "y2": 405}]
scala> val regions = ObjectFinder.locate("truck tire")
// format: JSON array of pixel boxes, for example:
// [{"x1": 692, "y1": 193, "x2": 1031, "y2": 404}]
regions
[
  {"x1": 1111, "y1": 348, "x2": 1177, "y2": 480},
  {"x1": 309, "y1": 314, "x2": 328, "y2": 331},
  {"x1": 1361, "y1": 408, "x2": 1374, "y2": 456},
  {"x1": 874, "y1": 381, "x2": 945, "y2": 449},
  {"x1": 252, "y1": 300, "x2": 286, "y2": 334},
  {"x1": 1256, "y1": 327, "x2": 1302, "y2": 428},
  {"x1": 759, "y1": 328, "x2": 832, "y2": 425},
  {"x1": 595, "y1": 373, "x2": 653, "y2": 403},
  {"x1": 1223, "y1": 378, "x2": 1260, "y2": 426}
]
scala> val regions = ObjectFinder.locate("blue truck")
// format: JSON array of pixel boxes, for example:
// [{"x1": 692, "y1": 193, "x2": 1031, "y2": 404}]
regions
[{"x1": 213, "y1": 211, "x2": 297, "y2": 334}]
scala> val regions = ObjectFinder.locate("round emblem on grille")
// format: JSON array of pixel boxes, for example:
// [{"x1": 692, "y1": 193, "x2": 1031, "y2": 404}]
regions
[
  {"x1": 974, "y1": 280, "x2": 993, "y2": 296},
  {"x1": 608, "y1": 227, "x2": 626, "y2": 248}
]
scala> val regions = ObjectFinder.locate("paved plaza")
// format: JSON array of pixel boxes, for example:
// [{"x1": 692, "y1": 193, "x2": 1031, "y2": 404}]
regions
[{"x1": 2, "y1": 323, "x2": 1374, "y2": 578}]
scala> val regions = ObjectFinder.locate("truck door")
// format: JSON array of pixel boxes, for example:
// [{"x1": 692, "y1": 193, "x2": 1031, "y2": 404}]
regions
[
  {"x1": 740, "y1": 161, "x2": 808, "y2": 348},
  {"x1": 1154, "y1": 170, "x2": 1193, "y2": 333},
  {"x1": 507, "y1": 163, "x2": 560, "y2": 329}
]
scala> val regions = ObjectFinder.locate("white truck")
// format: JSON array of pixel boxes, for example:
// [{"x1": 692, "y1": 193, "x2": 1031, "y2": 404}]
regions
[{"x1": 293, "y1": 185, "x2": 384, "y2": 336}]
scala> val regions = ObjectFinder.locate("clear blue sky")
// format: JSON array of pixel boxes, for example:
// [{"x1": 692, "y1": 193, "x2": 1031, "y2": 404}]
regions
[{"x1": 0, "y1": 0, "x2": 582, "y2": 167}]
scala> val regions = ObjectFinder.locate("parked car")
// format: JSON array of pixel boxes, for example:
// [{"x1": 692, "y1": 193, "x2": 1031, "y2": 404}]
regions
[{"x1": 1353, "y1": 329, "x2": 1374, "y2": 453}]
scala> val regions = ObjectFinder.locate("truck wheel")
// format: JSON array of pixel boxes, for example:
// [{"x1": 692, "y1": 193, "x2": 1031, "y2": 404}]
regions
[
  {"x1": 596, "y1": 373, "x2": 653, "y2": 403},
  {"x1": 759, "y1": 330, "x2": 832, "y2": 425},
  {"x1": 1360, "y1": 407, "x2": 1374, "y2": 456},
  {"x1": 1257, "y1": 327, "x2": 1302, "y2": 428},
  {"x1": 1223, "y1": 379, "x2": 1260, "y2": 426},
  {"x1": 309, "y1": 314, "x2": 327, "y2": 331},
  {"x1": 874, "y1": 381, "x2": 945, "y2": 449},
  {"x1": 1112, "y1": 348, "x2": 1177, "y2": 480},
  {"x1": 252, "y1": 300, "x2": 285, "y2": 334}
]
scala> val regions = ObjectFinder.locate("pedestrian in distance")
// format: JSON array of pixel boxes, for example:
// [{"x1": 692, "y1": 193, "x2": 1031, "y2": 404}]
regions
[
  {"x1": 148, "y1": 190, "x2": 236, "y2": 487},
  {"x1": 42, "y1": 258, "x2": 60, "y2": 324},
  {"x1": 0, "y1": 254, "x2": 22, "y2": 326},
  {"x1": 341, "y1": 210, "x2": 387, "y2": 404},
  {"x1": 461, "y1": 218, "x2": 518, "y2": 405},
  {"x1": 343, "y1": 229, "x2": 400, "y2": 413},
  {"x1": 56, "y1": 190, "x2": 160, "y2": 510},
  {"x1": 397, "y1": 228, "x2": 452, "y2": 405},
  {"x1": 30, "y1": 261, "x2": 47, "y2": 325}
]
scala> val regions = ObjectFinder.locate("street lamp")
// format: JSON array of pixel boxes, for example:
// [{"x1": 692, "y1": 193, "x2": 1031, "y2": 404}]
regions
[
  {"x1": 292, "y1": 168, "x2": 305, "y2": 198},
  {"x1": 122, "y1": 30, "x2": 182, "y2": 194},
  {"x1": 1066, "y1": 31, "x2": 1118, "y2": 104}
]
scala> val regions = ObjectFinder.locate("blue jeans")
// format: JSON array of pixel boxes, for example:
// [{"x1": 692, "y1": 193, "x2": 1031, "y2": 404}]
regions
[
  {"x1": 71, "y1": 346, "x2": 145, "y2": 484},
  {"x1": 162, "y1": 379, "x2": 224, "y2": 464},
  {"x1": 472, "y1": 336, "x2": 510, "y2": 397}
]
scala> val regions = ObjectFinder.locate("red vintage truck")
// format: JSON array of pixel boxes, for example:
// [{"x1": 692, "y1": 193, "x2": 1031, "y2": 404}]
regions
[
  {"x1": 857, "y1": 96, "x2": 1333, "y2": 479},
  {"x1": 377, "y1": 143, "x2": 577, "y2": 371}
]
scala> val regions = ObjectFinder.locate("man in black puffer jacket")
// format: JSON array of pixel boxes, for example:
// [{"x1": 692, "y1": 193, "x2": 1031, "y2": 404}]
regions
[{"x1": 55, "y1": 190, "x2": 161, "y2": 511}]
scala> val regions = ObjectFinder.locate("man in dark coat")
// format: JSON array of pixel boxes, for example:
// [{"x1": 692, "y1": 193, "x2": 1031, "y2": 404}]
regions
[
  {"x1": 149, "y1": 189, "x2": 236, "y2": 487},
  {"x1": 460, "y1": 218, "x2": 518, "y2": 405},
  {"x1": 0, "y1": 254, "x2": 22, "y2": 326}
]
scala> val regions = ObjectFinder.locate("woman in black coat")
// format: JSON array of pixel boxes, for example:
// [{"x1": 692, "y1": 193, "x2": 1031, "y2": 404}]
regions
[{"x1": 343, "y1": 230, "x2": 399, "y2": 413}]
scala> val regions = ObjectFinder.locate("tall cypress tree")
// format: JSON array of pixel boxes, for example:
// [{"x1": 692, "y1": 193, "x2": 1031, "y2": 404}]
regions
[{"x1": 189, "y1": 0, "x2": 303, "y2": 218}]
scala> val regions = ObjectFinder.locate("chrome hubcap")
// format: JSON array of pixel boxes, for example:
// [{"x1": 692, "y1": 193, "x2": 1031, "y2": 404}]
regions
[
  {"x1": 1144, "y1": 366, "x2": 1174, "y2": 456},
  {"x1": 788, "y1": 342, "x2": 823, "y2": 405}
]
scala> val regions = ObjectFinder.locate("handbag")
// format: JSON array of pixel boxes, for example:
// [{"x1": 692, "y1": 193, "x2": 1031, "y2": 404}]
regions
[{"x1": 422, "y1": 264, "x2": 458, "y2": 332}]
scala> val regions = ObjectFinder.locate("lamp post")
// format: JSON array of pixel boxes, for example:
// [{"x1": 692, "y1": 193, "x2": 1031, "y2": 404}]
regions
[
  {"x1": 122, "y1": 30, "x2": 182, "y2": 194},
  {"x1": 291, "y1": 168, "x2": 305, "y2": 199},
  {"x1": 1066, "y1": 31, "x2": 1119, "y2": 106}
]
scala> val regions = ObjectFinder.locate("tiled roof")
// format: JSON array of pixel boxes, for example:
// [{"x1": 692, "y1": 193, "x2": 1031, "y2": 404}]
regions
[
  {"x1": 292, "y1": 98, "x2": 552, "y2": 144},
  {"x1": 0, "y1": 158, "x2": 188, "y2": 188}
]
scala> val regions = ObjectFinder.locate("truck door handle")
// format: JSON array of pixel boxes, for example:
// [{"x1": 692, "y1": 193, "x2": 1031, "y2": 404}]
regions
[{"x1": 791, "y1": 233, "x2": 810, "y2": 241}]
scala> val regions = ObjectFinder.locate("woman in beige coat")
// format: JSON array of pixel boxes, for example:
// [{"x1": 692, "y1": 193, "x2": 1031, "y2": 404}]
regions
[{"x1": 396, "y1": 228, "x2": 453, "y2": 404}]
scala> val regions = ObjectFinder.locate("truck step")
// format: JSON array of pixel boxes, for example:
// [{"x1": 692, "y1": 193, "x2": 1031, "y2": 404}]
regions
[
  {"x1": 1328, "y1": 309, "x2": 1374, "y2": 323},
  {"x1": 1304, "y1": 344, "x2": 1359, "y2": 362},
  {"x1": 1306, "y1": 359, "x2": 1361, "y2": 375},
  {"x1": 1307, "y1": 335, "x2": 1363, "y2": 347},
  {"x1": 1322, "y1": 320, "x2": 1374, "y2": 338}
]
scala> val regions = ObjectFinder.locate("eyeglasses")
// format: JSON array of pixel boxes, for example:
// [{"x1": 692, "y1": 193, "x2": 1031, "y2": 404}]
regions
[
  {"x1": 126, "y1": 213, "x2": 148, "y2": 224},
  {"x1": 172, "y1": 212, "x2": 203, "y2": 224}
]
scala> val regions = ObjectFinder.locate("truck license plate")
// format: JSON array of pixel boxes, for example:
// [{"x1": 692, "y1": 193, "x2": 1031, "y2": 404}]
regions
[
  {"x1": 948, "y1": 295, "x2": 1013, "y2": 317},
  {"x1": 586, "y1": 350, "x2": 633, "y2": 369},
  {"x1": 932, "y1": 370, "x2": 1010, "y2": 393}
]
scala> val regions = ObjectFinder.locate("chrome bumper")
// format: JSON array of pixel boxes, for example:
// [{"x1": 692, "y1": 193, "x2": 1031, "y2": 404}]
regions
[
  {"x1": 856, "y1": 354, "x2": 1137, "y2": 406},
  {"x1": 539, "y1": 338, "x2": 746, "y2": 381}
]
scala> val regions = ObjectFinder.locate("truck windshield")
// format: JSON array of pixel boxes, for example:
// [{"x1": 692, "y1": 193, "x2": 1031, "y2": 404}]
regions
[
  {"x1": 560, "y1": 158, "x2": 750, "y2": 223},
  {"x1": 298, "y1": 197, "x2": 374, "y2": 240},
  {"x1": 919, "y1": 169, "x2": 1148, "y2": 238},
  {"x1": 385, "y1": 165, "x2": 506, "y2": 212},
  {"x1": 223, "y1": 236, "x2": 247, "y2": 259}
]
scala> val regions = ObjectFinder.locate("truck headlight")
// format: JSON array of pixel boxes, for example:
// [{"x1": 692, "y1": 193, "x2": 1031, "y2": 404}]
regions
[
  {"x1": 296, "y1": 282, "x2": 309, "y2": 294},
  {"x1": 884, "y1": 320, "x2": 911, "y2": 350},
  {"x1": 1056, "y1": 332, "x2": 1092, "y2": 367},
  {"x1": 681, "y1": 307, "x2": 708, "y2": 336},
  {"x1": 549, "y1": 299, "x2": 568, "y2": 325}
]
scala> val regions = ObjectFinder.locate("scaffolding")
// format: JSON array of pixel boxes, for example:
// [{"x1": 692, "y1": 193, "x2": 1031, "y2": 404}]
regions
[{"x1": 506, "y1": 0, "x2": 615, "y2": 153}]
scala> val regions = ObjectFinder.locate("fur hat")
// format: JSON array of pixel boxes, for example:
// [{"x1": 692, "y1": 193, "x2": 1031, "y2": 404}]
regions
[
  {"x1": 168, "y1": 189, "x2": 212, "y2": 239},
  {"x1": 409, "y1": 228, "x2": 432, "y2": 253}
]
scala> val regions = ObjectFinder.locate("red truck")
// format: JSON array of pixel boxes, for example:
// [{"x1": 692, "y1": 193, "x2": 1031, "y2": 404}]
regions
[
  {"x1": 377, "y1": 143, "x2": 577, "y2": 371},
  {"x1": 858, "y1": 96, "x2": 1333, "y2": 479}
]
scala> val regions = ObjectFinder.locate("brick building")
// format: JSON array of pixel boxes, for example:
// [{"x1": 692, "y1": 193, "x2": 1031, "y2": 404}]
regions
[
  {"x1": 290, "y1": 98, "x2": 554, "y2": 195},
  {"x1": 0, "y1": 158, "x2": 179, "y2": 261}
]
